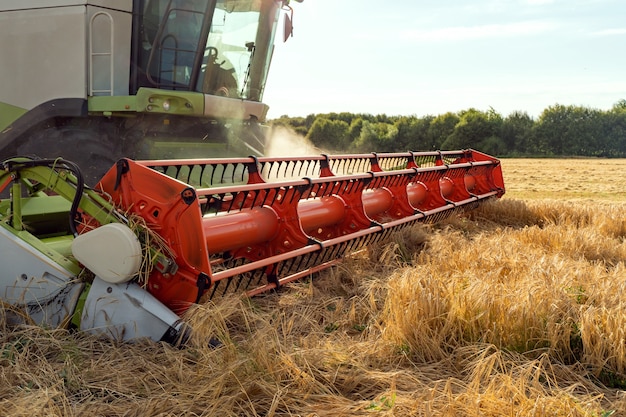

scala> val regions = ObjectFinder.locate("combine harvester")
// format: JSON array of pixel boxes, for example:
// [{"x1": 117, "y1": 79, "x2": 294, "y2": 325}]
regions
[{"x1": 0, "y1": 1, "x2": 505, "y2": 343}]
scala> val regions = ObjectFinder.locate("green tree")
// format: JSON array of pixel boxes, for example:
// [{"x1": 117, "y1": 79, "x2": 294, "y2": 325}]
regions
[
  {"x1": 270, "y1": 102, "x2": 626, "y2": 157},
  {"x1": 348, "y1": 117, "x2": 365, "y2": 145},
  {"x1": 393, "y1": 115, "x2": 436, "y2": 151},
  {"x1": 602, "y1": 105, "x2": 626, "y2": 157},
  {"x1": 612, "y1": 99, "x2": 626, "y2": 112},
  {"x1": 328, "y1": 112, "x2": 357, "y2": 125},
  {"x1": 534, "y1": 105, "x2": 569, "y2": 155},
  {"x1": 442, "y1": 108, "x2": 500, "y2": 150},
  {"x1": 427, "y1": 112, "x2": 459, "y2": 150},
  {"x1": 270, "y1": 115, "x2": 309, "y2": 137},
  {"x1": 534, "y1": 104, "x2": 604, "y2": 156},
  {"x1": 352, "y1": 121, "x2": 398, "y2": 152},
  {"x1": 501, "y1": 111, "x2": 535, "y2": 155},
  {"x1": 413, "y1": 115, "x2": 437, "y2": 151},
  {"x1": 306, "y1": 117, "x2": 349, "y2": 151}
]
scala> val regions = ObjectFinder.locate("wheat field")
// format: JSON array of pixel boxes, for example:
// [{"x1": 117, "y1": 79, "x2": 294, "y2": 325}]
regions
[{"x1": 1, "y1": 158, "x2": 626, "y2": 416}]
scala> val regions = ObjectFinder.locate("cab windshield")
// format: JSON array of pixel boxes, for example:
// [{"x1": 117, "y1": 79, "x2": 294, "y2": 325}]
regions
[{"x1": 139, "y1": 0, "x2": 280, "y2": 101}]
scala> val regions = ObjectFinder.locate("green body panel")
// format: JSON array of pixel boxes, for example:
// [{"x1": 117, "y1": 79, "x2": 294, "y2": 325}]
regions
[
  {"x1": 40, "y1": 235, "x2": 75, "y2": 260},
  {"x1": 0, "y1": 163, "x2": 123, "y2": 277},
  {"x1": 88, "y1": 88, "x2": 205, "y2": 117},
  {"x1": 0, "y1": 102, "x2": 27, "y2": 132},
  {"x1": 20, "y1": 194, "x2": 72, "y2": 232},
  {"x1": 88, "y1": 95, "x2": 138, "y2": 113},
  {"x1": 71, "y1": 282, "x2": 91, "y2": 328},
  {"x1": 135, "y1": 88, "x2": 205, "y2": 116},
  {"x1": 0, "y1": 164, "x2": 121, "y2": 226},
  {"x1": 0, "y1": 177, "x2": 86, "y2": 275}
]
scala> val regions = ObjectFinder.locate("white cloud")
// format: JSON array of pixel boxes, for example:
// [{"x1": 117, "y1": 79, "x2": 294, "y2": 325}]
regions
[
  {"x1": 523, "y1": 0, "x2": 556, "y2": 5},
  {"x1": 591, "y1": 28, "x2": 626, "y2": 36},
  {"x1": 400, "y1": 20, "x2": 558, "y2": 42}
]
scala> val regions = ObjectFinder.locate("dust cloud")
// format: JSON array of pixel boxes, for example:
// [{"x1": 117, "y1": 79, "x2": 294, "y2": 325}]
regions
[{"x1": 264, "y1": 126, "x2": 319, "y2": 157}]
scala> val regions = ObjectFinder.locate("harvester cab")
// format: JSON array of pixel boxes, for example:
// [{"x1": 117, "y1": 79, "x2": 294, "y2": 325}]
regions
[{"x1": 0, "y1": 0, "x2": 295, "y2": 183}]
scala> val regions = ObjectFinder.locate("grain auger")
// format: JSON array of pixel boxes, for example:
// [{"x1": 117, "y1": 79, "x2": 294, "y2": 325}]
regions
[{"x1": 0, "y1": 149, "x2": 504, "y2": 343}]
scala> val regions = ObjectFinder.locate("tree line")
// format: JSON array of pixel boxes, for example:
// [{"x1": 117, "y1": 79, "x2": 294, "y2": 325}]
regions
[{"x1": 269, "y1": 100, "x2": 626, "y2": 157}]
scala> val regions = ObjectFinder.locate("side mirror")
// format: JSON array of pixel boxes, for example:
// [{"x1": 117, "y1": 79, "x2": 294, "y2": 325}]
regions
[
  {"x1": 282, "y1": 0, "x2": 302, "y2": 42},
  {"x1": 283, "y1": 13, "x2": 293, "y2": 42}
]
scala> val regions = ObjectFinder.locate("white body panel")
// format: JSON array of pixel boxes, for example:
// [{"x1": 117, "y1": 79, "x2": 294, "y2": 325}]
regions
[
  {"x1": 81, "y1": 277, "x2": 185, "y2": 342},
  {"x1": 0, "y1": 1, "x2": 132, "y2": 110},
  {"x1": 72, "y1": 223, "x2": 142, "y2": 284},
  {"x1": 0, "y1": 223, "x2": 182, "y2": 342},
  {"x1": 0, "y1": 227, "x2": 82, "y2": 328},
  {"x1": 0, "y1": 1, "x2": 132, "y2": 12}
]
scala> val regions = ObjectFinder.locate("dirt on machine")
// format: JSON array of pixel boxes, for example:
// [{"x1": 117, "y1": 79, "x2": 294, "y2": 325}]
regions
[{"x1": 0, "y1": 1, "x2": 505, "y2": 345}]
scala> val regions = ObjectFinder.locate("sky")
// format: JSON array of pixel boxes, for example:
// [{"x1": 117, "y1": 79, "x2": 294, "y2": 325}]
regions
[{"x1": 262, "y1": 0, "x2": 626, "y2": 120}]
